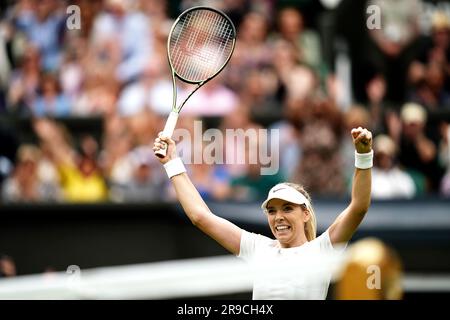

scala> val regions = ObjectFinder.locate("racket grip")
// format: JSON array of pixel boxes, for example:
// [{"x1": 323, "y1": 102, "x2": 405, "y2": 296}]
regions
[{"x1": 155, "y1": 111, "x2": 179, "y2": 158}]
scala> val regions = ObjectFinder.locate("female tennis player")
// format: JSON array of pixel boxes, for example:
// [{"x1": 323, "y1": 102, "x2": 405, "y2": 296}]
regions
[{"x1": 153, "y1": 127, "x2": 373, "y2": 300}]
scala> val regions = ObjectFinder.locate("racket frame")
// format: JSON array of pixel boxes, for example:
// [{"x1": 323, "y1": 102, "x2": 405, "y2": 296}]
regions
[
  {"x1": 156, "y1": 6, "x2": 236, "y2": 158},
  {"x1": 167, "y1": 5, "x2": 236, "y2": 113}
]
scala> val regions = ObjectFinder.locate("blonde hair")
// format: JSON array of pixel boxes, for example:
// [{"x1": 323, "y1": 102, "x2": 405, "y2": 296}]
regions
[{"x1": 283, "y1": 182, "x2": 317, "y2": 241}]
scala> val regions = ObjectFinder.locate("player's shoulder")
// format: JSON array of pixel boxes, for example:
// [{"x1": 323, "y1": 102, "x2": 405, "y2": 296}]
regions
[
  {"x1": 310, "y1": 229, "x2": 332, "y2": 247},
  {"x1": 314, "y1": 229, "x2": 348, "y2": 252}
]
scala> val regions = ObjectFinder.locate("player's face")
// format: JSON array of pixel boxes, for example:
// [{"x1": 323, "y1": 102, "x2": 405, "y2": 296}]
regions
[{"x1": 266, "y1": 199, "x2": 309, "y2": 248}]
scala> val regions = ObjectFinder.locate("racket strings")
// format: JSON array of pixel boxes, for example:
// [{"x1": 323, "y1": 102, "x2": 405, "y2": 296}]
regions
[
  {"x1": 183, "y1": 10, "x2": 218, "y2": 81},
  {"x1": 169, "y1": 9, "x2": 235, "y2": 82},
  {"x1": 175, "y1": 10, "x2": 220, "y2": 80}
]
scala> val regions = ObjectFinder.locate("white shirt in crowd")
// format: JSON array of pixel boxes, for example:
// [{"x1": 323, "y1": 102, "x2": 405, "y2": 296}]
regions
[{"x1": 371, "y1": 167, "x2": 416, "y2": 199}]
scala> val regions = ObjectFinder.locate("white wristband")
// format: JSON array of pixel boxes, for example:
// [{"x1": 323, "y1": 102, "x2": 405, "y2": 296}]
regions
[
  {"x1": 355, "y1": 150, "x2": 373, "y2": 169},
  {"x1": 163, "y1": 158, "x2": 186, "y2": 179}
]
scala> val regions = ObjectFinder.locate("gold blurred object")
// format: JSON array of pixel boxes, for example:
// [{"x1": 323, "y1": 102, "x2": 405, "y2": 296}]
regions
[{"x1": 334, "y1": 238, "x2": 403, "y2": 300}]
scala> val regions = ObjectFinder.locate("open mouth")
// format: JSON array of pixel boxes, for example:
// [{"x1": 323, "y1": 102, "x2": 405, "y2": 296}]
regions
[{"x1": 275, "y1": 225, "x2": 291, "y2": 232}]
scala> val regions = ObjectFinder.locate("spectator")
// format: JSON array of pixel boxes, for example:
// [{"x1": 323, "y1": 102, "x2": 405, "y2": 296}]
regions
[
  {"x1": 140, "y1": 0, "x2": 171, "y2": 51},
  {"x1": 110, "y1": 146, "x2": 164, "y2": 202},
  {"x1": 408, "y1": 61, "x2": 450, "y2": 111},
  {"x1": 1, "y1": 144, "x2": 61, "y2": 203},
  {"x1": 90, "y1": 0, "x2": 153, "y2": 83},
  {"x1": 366, "y1": 0, "x2": 422, "y2": 103},
  {"x1": 101, "y1": 122, "x2": 134, "y2": 188},
  {"x1": 236, "y1": 11, "x2": 271, "y2": 69},
  {"x1": 219, "y1": 105, "x2": 262, "y2": 179},
  {"x1": 72, "y1": 0, "x2": 104, "y2": 39},
  {"x1": 32, "y1": 73, "x2": 71, "y2": 117},
  {"x1": 372, "y1": 134, "x2": 416, "y2": 199},
  {"x1": 189, "y1": 163, "x2": 232, "y2": 202},
  {"x1": 59, "y1": 35, "x2": 87, "y2": 104},
  {"x1": 14, "y1": 0, "x2": 66, "y2": 72},
  {"x1": 224, "y1": 11, "x2": 271, "y2": 92},
  {"x1": 239, "y1": 66, "x2": 282, "y2": 119},
  {"x1": 117, "y1": 55, "x2": 182, "y2": 117},
  {"x1": 291, "y1": 96, "x2": 346, "y2": 197},
  {"x1": 268, "y1": 119, "x2": 301, "y2": 182},
  {"x1": 365, "y1": 74, "x2": 388, "y2": 135},
  {"x1": 163, "y1": 115, "x2": 235, "y2": 201},
  {"x1": 409, "y1": 11, "x2": 450, "y2": 90},
  {"x1": 230, "y1": 161, "x2": 284, "y2": 202},
  {"x1": 33, "y1": 119, "x2": 108, "y2": 203},
  {"x1": 397, "y1": 103, "x2": 445, "y2": 193},
  {"x1": 181, "y1": 79, "x2": 240, "y2": 117},
  {"x1": 270, "y1": 39, "x2": 298, "y2": 100},
  {"x1": 7, "y1": 45, "x2": 41, "y2": 115},
  {"x1": 73, "y1": 78, "x2": 119, "y2": 116},
  {"x1": 272, "y1": 7, "x2": 324, "y2": 74},
  {"x1": 126, "y1": 109, "x2": 161, "y2": 146},
  {"x1": 284, "y1": 64, "x2": 319, "y2": 103}
]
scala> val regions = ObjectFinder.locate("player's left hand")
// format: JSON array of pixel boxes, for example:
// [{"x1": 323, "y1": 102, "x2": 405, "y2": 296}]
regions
[{"x1": 351, "y1": 127, "x2": 372, "y2": 154}]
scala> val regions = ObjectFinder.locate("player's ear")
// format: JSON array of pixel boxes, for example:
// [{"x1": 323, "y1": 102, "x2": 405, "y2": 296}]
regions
[{"x1": 302, "y1": 206, "x2": 311, "y2": 223}]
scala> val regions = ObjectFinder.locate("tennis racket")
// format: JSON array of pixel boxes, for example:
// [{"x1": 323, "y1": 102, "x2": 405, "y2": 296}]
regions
[{"x1": 155, "y1": 6, "x2": 236, "y2": 158}]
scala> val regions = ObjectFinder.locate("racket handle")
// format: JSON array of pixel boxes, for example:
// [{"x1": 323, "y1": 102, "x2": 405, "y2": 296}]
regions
[{"x1": 155, "y1": 111, "x2": 179, "y2": 158}]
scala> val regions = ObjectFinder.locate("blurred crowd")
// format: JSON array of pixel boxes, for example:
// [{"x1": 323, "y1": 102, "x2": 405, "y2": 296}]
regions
[{"x1": 0, "y1": 0, "x2": 450, "y2": 204}]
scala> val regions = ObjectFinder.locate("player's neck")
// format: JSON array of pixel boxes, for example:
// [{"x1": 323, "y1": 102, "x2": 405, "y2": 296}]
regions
[{"x1": 278, "y1": 233, "x2": 309, "y2": 249}]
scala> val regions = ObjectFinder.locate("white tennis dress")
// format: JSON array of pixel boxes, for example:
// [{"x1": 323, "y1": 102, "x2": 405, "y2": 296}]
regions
[{"x1": 237, "y1": 229, "x2": 346, "y2": 300}]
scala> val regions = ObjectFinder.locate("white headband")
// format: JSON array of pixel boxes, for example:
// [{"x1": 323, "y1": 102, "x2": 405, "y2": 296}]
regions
[{"x1": 261, "y1": 184, "x2": 310, "y2": 210}]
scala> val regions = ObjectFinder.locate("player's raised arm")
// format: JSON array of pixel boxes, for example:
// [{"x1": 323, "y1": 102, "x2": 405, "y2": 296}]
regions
[
  {"x1": 153, "y1": 134, "x2": 242, "y2": 255},
  {"x1": 328, "y1": 127, "x2": 373, "y2": 245}
]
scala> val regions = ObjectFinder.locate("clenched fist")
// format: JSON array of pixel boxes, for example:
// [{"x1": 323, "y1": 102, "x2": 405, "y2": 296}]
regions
[{"x1": 351, "y1": 127, "x2": 372, "y2": 154}]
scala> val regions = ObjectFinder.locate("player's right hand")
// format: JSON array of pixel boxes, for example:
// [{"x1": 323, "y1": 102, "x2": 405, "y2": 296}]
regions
[{"x1": 153, "y1": 132, "x2": 177, "y2": 164}]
